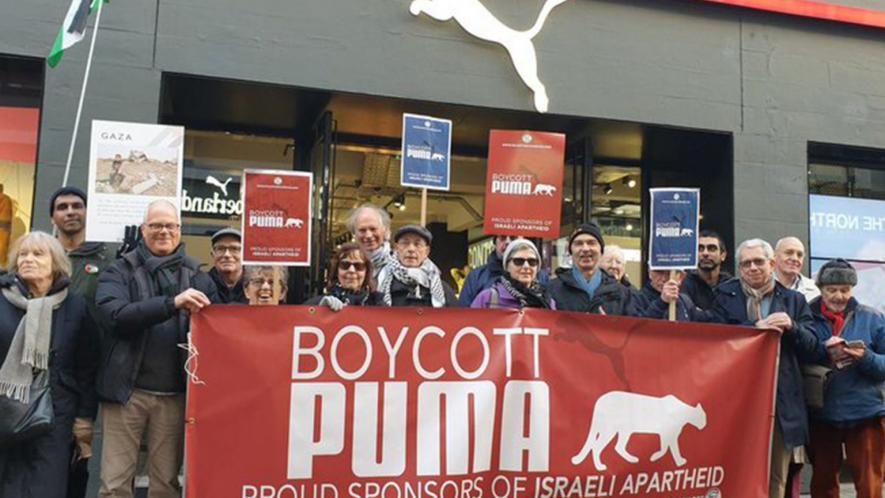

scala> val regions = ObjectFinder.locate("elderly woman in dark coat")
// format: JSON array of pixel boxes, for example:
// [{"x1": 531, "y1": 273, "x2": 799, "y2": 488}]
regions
[
  {"x1": 306, "y1": 243, "x2": 385, "y2": 310},
  {"x1": 0, "y1": 231, "x2": 98, "y2": 498}
]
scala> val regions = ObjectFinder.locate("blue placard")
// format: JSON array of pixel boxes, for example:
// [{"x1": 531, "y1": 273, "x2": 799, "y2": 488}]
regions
[
  {"x1": 649, "y1": 188, "x2": 700, "y2": 270},
  {"x1": 401, "y1": 113, "x2": 452, "y2": 191}
]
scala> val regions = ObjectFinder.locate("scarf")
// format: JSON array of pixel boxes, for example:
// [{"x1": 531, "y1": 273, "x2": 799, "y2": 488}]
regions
[
  {"x1": 740, "y1": 275, "x2": 776, "y2": 321},
  {"x1": 572, "y1": 266, "x2": 603, "y2": 300},
  {"x1": 136, "y1": 241, "x2": 186, "y2": 299},
  {"x1": 368, "y1": 242, "x2": 393, "y2": 277},
  {"x1": 500, "y1": 275, "x2": 551, "y2": 309},
  {"x1": 329, "y1": 284, "x2": 371, "y2": 306},
  {"x1": 821, "y1": 304, "x2": 846, "y2": 337},
  {"x1": 378, "y1": 257, "x2": 446, "y2": 308},
  {"x1": 0, "y1": 278, "x2": 69, "y2": 403}
]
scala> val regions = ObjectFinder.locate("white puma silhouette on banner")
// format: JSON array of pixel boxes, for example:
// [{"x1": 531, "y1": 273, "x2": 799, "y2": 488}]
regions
[
  {"x1": 409, "y1": 0, "x2": 568, "y2": 113},
  {"x1": 571, "y1": 391, "x2": 707, "y2": 471}
]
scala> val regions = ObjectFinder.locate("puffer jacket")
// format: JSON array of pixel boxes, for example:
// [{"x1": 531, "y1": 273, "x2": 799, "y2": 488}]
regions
[
  {"x1": 809, "y1": 297, "x2": 885, "y2": 424},
  {"x1": 547, "y1": 268, "x2": 636, "y2": 315},
  {"x1": 458, "y1": 252, "x2": 549, "y2": 307},
  {"x1": 709, "y1": 277, "x2": 819, "y2": 447},
  {"x1": 470, "y1": 281, "x2": 556, "y2": 310}
]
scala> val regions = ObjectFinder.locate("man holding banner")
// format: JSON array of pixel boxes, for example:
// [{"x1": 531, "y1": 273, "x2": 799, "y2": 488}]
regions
[{"x1": 708, "y1": 238, "x2": 819, "y2": 498}]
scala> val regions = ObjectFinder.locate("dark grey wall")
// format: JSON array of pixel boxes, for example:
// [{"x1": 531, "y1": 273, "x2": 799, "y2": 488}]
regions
[{"x1": 4, "y1": 0, "x2": 885, "y2": 245}]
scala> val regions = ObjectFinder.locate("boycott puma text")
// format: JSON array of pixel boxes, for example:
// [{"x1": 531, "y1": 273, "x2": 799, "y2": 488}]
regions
[{"x1": 288, "y1": 325, "x2": 550, "y2": 479}]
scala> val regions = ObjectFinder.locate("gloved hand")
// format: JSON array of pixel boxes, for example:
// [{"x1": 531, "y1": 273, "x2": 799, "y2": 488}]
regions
[
  {"x1": 115, "y1": 225, "x2": 142, "y2": 258},
  {"x1": 319, "y1": 295, "x2": 346, "y2": 312},
  {"x1": 72, "y1": 417, "x2": 94, "y2": 460}
]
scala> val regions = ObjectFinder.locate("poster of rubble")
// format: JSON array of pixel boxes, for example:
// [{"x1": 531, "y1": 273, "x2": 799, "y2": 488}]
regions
[{"x1": 86, "y1": 119, "x2": 184, "y2": 242}]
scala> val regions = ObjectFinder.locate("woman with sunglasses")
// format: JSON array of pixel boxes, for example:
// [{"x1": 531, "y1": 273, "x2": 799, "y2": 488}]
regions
[
  {"x1": 471, "y1": 238, "x2": 555, "y2": 310},
  {"x1": 306, "y1": 243, "x2": 385, "y2": 310}
]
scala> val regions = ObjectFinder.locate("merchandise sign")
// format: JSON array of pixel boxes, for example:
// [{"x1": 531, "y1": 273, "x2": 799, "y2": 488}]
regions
[
  {"x1": 649, "y1": 188, "x2": 700, "y2": 270},
  {"x1": 241, "y1": 169, "x2": 312, "y2": 266},
  {"x1": 483, "y1": 130, "x2": 565, "y2": 238},
  {"x1": 86, "y1": 120, "x2": 184, "y2": 243},
  {"x1": 186, "y1": 306, "x2": 779, "y2": 498},
  {"x1": 401, "y1": 114, "x2": 452, "y2": 190}
]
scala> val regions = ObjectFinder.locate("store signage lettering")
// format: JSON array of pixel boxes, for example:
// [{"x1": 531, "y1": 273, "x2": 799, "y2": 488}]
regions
[
  {"x1": 698, "y1": 0, "x2": 885, "y2": 30},
  {"x1": 181, "y1": 168, "x2": 243, "y2": 219}
]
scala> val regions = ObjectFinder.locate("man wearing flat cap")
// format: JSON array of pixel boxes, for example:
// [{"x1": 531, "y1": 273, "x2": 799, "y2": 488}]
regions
[
  {"x1": 376, "y1": 224, "x2": 457, "y2": 307},
  {"x1": 548, "y1": 222, "x2": 636, "y2": 315},
  {"x1": 207, "y1": 227, "x2": 247, "y2": 304}
]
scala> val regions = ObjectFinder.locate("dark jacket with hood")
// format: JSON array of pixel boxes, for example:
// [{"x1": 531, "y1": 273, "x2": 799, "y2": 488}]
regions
[
  {"x1": 207, "y1": 267, "x2": 247, "y2": 304},
  {"x1": 68, "y1": 241, "x2": 111, "y2": 316},
  {"x1": 0, "y1": 274, "x2": 98, "y2": 498},
  {"x1": 458, "y1": 251, "x2": 549, "y2": 307},
  {"x1": 386, "y1": 278, "x2": 458, "y2": 308},
  {"x1": 638, "y1": 280, "x2": 708, "y2": 322},
  {"x1": 681, "y1": 270, "x2": 732, "y2": 311},
  {"x1": 548, "y1": 268, "x2": 636, "y2": 315},
  {"x1": 95, "y1": 244, "x2": 218, "y2": 404},
  {"x1": 709, "y1": 277, "x2": 818, "y2": 448}
]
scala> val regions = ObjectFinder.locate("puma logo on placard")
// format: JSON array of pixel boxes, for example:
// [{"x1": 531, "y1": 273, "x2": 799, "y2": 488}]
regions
[
  {"x1": 409, "y1": 0, "x2": 568, "y2": 113},
  {"x1": 285, "y1": 218, "x2": 304, "y2": 229},
  {"x1": 533, "y1": 183, "x2": 556, "y2": 196},
  {"x1": 571, "y1": 391, "x2": 707, "y2": 471}
]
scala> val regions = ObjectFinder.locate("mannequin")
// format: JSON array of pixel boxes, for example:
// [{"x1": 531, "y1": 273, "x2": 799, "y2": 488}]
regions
[{"x1": 0, "y1": 183, "x2": 12, "y2": 267}]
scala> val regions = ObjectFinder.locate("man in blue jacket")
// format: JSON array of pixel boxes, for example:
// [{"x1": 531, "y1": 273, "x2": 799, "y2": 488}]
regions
[{"x1": 708, "y1": 238, "x2": 818, "y2": 498}]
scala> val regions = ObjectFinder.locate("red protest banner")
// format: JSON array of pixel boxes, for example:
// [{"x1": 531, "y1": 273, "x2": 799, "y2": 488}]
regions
[
  {"x1": 483, "y1": 131, "x2": 565, "y2": 239},
  {"x1": 241, "y1": 170, "x2": 312, "y2": 266},
  {"x1": 186, "y1": 307, "x2": 779, "y2": 498}
]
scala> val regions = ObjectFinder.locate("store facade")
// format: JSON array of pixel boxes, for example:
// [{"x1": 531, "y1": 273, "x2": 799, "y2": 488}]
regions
[{"x1": 3, "y1": 0, "x2": 885, "y2": 295}]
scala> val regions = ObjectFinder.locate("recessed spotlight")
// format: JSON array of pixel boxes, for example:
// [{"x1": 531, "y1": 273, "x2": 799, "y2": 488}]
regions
[
  {"x1": 625, "y1": 223, "x2": 634, "y2": 231},
  {"x1": 622, "y1": 177, "x2": 637, "y2": 188},
  {"x1": 603, "y1": 184, "x2": 613, "y2": 195}
]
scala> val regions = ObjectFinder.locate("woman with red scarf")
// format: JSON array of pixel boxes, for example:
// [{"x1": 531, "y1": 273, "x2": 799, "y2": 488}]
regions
[{"x1": 807, "y1": 259, "x2": 885, "y2": 498}]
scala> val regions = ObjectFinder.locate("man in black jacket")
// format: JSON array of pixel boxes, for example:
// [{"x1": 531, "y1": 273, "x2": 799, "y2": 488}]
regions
[
  {"x1": 548, "y1": 223, "x2": 635, "y2": 315},
  {"x1": 95, "y1": 200, "x2": 218, "y2": 498},
  {"x1": 207, "y1": 227, "x2": 246, "y2": 304},
  {"x1": 377, "y1": 225, "x2": 457, "y2": 307},
  {"x1": 707, "y1": 238, "x2": 818, "y2": 498},
  {"x1": 681, "y1": 229, "x2": 731, "y2": 310}
]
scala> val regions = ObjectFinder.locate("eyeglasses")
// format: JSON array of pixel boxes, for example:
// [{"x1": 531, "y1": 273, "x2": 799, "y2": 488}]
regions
[
  {"x1": 510, "y1": 257, "x2": 539, "y2": 268},
  {"x1": 145, "y1": 222, "x2": 180, "y2": 233},
  {"x1": 739, "y1": 258, "x2": 769, "y2": 269},
  {"x1": 248, "y1": 277, "x2": 280, "y2": 287},
  {"x1": 338, "y1": 261, "x2": 367, "y2": 271},
  {"x1": 212, "y1": 245, "x2": 242, "y2": 256}
]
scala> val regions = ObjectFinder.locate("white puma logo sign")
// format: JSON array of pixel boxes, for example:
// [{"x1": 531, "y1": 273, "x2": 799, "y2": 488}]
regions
[
  {"x1": 205, "y1": 175, "x2": 233, "y2": 197},
  {"x1": 409, "y1": 0, "x2": 568, "y2": 113},
  {"x1": 571, "y1": 391, "x2": 707, "y2": 471}
]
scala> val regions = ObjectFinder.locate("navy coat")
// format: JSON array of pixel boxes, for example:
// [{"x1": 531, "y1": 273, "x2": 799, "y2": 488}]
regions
[
  {"x1": 548, "y1": 268, "x2": 636, "y2": 316},
  {"x1": 0, "y1": 275, "x2": 99, "y2": 498},
  {"x1": 709, "y1": 278, "x2": 819, "y2": 448}
]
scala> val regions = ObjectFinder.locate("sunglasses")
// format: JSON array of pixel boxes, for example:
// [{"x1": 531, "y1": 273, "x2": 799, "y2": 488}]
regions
[
  {"x1": 510, "y1": 257, "x2": 539, "y2": 268},
  {"x1": 338, "y1": 261, "x2": 367, "y2": 271}
]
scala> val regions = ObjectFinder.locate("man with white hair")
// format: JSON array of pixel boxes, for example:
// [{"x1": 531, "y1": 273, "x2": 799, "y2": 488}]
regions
[
  {"x1": 708, "y1": 238, "x2": 818, "y2": 498},
  {"x1": 95, "y1": 200, "x2": 218, "y2": 498},
  {"x1": 774, "y1": 236, "x2": 820, "y2": 302},
  {"x1": 347, "y1": 204, "x2": 392, "y2": 278}
]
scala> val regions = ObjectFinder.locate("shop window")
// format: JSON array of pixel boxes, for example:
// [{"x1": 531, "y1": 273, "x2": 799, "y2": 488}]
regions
[
  {"x1": 0, "y1": 55, "x2": 43, "y2": 266},
  {"x1": 808, "y1": 143, "x2": 885, "y2": 311},
  {"x1": 179, "y1": 129, "x2": 294, "y2": 266}
]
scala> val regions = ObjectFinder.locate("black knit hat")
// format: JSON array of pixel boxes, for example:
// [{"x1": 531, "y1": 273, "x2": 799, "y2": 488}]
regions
[
  {"x1": 816, "y1": 258, "x2": 858, "y2": 287},
  {"x1": 49, "y1": 186, "x2": 87, "y2": 215},
  {"x1": 567, "y1": 222, "x2": 605, "y2": 254}
]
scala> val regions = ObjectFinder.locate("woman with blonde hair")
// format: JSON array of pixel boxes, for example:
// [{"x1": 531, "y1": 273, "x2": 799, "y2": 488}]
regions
[{"x1": 0, "y1": 231, "x2": 98, "y2": 498}]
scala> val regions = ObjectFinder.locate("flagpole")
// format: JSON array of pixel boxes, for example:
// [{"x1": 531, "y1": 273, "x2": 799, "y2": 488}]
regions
[{"x1": 61, "y1": 0, "x2": 103, "y2": 187}]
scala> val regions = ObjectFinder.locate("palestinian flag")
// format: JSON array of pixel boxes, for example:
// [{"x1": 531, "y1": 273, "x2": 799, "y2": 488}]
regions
[{"x1": 47, "y1": 0, "x2": 107, "y2": 68}]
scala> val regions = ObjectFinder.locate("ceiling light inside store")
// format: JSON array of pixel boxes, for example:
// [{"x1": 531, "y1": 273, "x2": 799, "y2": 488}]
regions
[
  {"x1": 625, "y1": 223, "x2": 634, "y2": 231},
  {"x1": 622, "y1": 177, "x2": 637, "y2": 188},
  {"x1": 603, "y1": 184, "x2": 614, "y2": 195}
]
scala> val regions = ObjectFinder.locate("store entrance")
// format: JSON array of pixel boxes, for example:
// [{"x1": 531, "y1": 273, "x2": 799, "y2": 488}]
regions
[{"x1": 161, "y1": 74, "x2": 734, "y2": 300}]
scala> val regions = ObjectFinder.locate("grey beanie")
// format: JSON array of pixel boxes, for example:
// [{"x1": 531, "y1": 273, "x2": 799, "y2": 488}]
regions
[
  {"x1": 816, "y1": 258, "x2": 858, "y2": 287},
  {"x1": 502, "y1": 238, "x2": 541, "y2": 265}
]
